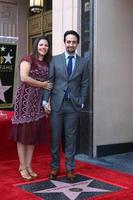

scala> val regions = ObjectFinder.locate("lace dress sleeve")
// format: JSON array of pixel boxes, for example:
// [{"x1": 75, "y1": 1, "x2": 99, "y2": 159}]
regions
[{"x1": 20, "y1": 54, "x2": 33, "y2": 64}]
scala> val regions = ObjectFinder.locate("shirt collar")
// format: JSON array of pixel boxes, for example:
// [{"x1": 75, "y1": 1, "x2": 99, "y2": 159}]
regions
[{"x1": 65, "y1": 51, "x2": 76, "y2": 59}]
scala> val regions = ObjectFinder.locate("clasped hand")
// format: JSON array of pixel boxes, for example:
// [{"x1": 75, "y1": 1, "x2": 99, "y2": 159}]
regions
[
  {"x1": 43, "y1": 81, "x2": 53, "y2": 90},
  {"x1": 44, "y1": 103, "x2": 51, "y2": 115}
]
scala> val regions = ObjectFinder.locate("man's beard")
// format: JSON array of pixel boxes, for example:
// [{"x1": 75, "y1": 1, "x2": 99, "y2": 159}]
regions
[{"x1": 66, "y1": 47, "x2": 75, "y2": 54}]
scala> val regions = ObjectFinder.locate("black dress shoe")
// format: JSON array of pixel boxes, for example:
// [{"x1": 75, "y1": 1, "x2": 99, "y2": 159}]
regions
[
  {"x1": 49, "y1": 168, "x2": 59, "y2": 179},
  {"x1": 67, "y1": 170, "x2": 76, "y2": 182}
]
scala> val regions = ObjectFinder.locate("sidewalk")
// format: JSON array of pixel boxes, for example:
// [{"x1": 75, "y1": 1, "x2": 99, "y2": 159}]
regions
[{"x1": 76, "y1": 151, "x2": 133, "y2": 175}]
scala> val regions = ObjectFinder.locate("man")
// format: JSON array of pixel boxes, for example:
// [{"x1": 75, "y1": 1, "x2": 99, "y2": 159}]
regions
[{"x1": 43, "y1": 30, "x2": 89, "y2": 181}]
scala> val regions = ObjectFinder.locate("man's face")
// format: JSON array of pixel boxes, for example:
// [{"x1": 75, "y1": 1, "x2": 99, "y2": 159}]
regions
[{"x1": 64, "y1": 34, "x2": 79, "y2": 54}]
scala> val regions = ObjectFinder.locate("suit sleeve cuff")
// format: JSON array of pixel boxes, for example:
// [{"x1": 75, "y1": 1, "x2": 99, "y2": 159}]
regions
[
  {"x1": 81, "y1": 104, "x2": 84, "y2": 109},
  {"x1": 42, "y1": 100, "x2": 48, "y2": 107}
]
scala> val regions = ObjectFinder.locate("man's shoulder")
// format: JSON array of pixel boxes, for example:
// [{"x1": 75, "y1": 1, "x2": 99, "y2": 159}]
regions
[
  {"x1": 53, "y1": 53, "x2": 64, "y2": 59},
  {"x1": 76, "y1": 54, "x2": 88, "y2": 63},
  {"x1": 51, "y1": 53, "x2": 65, "y2": 63}
]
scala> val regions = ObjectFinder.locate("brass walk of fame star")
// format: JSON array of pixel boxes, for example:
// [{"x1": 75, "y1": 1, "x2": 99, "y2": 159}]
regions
[
  {"x1": 34, "y1": 179, "x2": 111, "y2": 200},
  {"x1": 0, "y1": 79, "x2": 12, "y2": 102}
]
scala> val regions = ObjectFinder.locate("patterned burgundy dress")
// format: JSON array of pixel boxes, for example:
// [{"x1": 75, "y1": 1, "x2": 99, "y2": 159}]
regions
[{"x1": 10, "y1": 54, "x2": 48, "y2": 145}]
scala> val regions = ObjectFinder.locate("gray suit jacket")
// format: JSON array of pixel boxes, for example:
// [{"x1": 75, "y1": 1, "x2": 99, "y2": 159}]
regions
[{"x1": 43, "y1": 53, "x2": 89, "y2": 111}]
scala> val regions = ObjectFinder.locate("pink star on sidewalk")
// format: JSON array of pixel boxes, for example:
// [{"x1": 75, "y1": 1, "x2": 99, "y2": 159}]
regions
[{"x1": 35, "y1": 179, "x2": 110, "y2": 200}]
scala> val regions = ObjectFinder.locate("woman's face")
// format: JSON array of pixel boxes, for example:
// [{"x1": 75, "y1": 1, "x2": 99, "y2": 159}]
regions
[{"x1": 37, "y1": 39, "x2": 49, "y2": 59}]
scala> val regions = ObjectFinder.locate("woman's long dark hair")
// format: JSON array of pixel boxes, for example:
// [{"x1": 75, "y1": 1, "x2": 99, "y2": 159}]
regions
[{"x1": 32, "y1": 35, "x2": 52, "y2": 64}]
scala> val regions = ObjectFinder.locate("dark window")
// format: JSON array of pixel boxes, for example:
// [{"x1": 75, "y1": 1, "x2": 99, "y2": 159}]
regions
[
  {"x1": 78, "y1": 0, "x2": 93, "y2": 156},
  {"x1": 81, "y1": 0, "x2": 91, "y2": 60},
  {"x1": 44, "y1": 0, "x2": 52, "y2": 11}
]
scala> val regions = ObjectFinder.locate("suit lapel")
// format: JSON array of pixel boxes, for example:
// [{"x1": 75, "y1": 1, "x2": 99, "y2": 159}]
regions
[
  {"x1": 60, "y1": 53, "x2": 81, "y2": 79},
  {"x1": 60, "y1": 53, "x2": 67, "y2": 77}
]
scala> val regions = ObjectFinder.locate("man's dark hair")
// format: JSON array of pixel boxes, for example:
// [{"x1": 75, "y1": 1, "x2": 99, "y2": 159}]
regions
[
  {"x1": 32, "y1": 35, "x2": 52, "y2": 64},
  {"x1": 64, "y1": 30, "x2": 80, "y2": 43}
]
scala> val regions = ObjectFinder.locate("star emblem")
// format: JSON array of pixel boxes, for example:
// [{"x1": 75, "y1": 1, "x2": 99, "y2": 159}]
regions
[
  {"x1": 0, "y1": 46, "x2": 6, "y2": 52},
  {"x1": 34, "y1": 179, "x2": 111, "y2": 200},
  {"x1": 3, "y1": 52, "x2": 13, "y2": 64},
  {"x1": 0, "y1": 79, "x2": 12, "y2": 102}
]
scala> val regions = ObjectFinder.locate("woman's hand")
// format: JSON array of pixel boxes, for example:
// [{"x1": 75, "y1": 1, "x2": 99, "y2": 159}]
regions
[
  {"x1": 43, "y1": 81, "x2": 53, "y2": 90},
  {"x1": 44, "y1": 102, "x2": 51, "y2": 115}
]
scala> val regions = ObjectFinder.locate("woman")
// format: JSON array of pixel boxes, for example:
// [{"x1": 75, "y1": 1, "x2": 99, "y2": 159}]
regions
[{"x1": 9, "y1": 36, "x2": 52, "y2": 180}]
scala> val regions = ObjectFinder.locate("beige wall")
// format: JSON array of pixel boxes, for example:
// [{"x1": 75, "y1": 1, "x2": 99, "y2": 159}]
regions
[
  {"x1": 93, "y1": 0, "x2": 133, "y2": 156},
  {"x1": 52, "y1": 0, "x2": 81, "y2": 55},
  {"x1": 17, "y1": 0, "x2": 28, "y2": 61},
  {"x1": 16, "y1": 0, "x2": 28, "y2": 86}
]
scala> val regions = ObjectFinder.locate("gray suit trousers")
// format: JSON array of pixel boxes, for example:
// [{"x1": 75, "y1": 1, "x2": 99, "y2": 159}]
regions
[{"x1": 50, "y1": 100, "x2": 79, "y2": 171}]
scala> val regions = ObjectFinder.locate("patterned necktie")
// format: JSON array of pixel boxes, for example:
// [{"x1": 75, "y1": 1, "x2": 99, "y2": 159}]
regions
[{"x1": 67, "y1": 56, "x2": 74, "y2": 77}]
